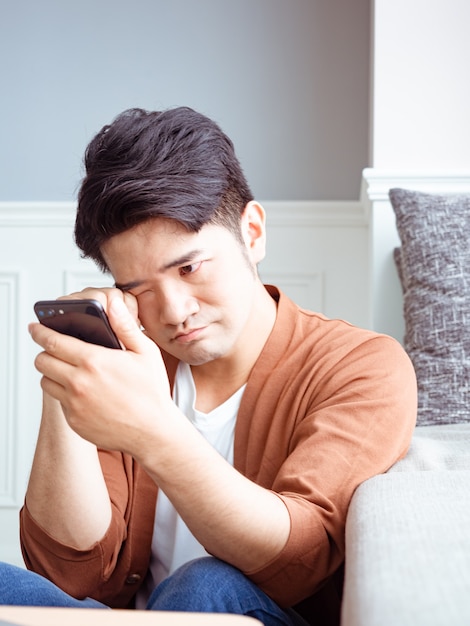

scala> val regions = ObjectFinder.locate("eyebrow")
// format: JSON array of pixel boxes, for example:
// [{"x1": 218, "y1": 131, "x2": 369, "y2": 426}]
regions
[{"x1": 114, "y1": 249, "x2": 205, "y2": 292}]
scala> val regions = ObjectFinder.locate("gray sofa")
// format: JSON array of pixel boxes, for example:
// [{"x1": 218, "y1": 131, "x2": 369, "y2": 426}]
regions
[
  {"x1": 341, "y1": 189, "x2": 470, "y2": 625},
  {"x1": 342, "y1": 424, "x2": 470, "y2": 625}
]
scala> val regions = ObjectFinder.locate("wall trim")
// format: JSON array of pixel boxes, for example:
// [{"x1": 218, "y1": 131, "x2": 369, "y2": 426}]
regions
[
  {"x1": 263, "y1": 201, "x2": 367, "y2": 227},
  {"x1": 0, "y1": 271, "x2": 20, "y2": 507},
  {"x1": 0, "y1": 544, "x2": 24, "y2": 568},
  {"x1": 0, "y1": 200, "x2": 368, "y2": 228},
  {"x1": 0, "y1": 202, "x2": 76, "y2": 227},
  {"x1": 362, "y1": 168, "x2": 470, "y2": 202}
]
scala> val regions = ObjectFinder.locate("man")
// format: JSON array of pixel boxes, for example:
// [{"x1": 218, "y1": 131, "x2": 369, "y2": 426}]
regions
[{"x1": 1, "y1": 107, "x2": 417, "y2": 625}]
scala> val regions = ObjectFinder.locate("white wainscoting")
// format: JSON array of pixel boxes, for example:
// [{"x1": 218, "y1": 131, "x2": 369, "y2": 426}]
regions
[
  {"x1": 362, "y1": 168, "x2": 470, "y2": 341},
  {"x1": 0, "y1": 200, "x2": 369, "y2": 566},
  {"x1": 261, "y1": 201, "x2": 368, "y2": 326},
  {"x1": 0, "y1": 271, "x2": 19, "y2": 507}
]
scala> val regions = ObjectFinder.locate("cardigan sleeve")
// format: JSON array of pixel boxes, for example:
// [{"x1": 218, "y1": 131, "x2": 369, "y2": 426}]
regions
[
  {"x1": 20, "y1": 450, "x2": 157, "y2": 607},
  {"x1": 241, "y1": 334, "x2": 417, "y2": 607}
]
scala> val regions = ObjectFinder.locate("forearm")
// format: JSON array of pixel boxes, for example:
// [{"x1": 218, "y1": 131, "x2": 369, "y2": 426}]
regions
[
  {"x1": 25, "y1": 393, "x2": 112, "y2": 549},
  {"x1": 137, "y1": 407, "x2": 291, "y2": 574}
]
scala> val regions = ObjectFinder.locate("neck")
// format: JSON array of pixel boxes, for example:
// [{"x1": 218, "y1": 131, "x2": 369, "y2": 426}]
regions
[{"x1": 190, "y1": 282, "x2": 277, "y2": 411}]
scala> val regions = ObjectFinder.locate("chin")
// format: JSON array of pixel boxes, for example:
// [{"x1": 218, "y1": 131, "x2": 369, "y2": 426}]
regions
[
  {"x1": 184, "y1": 353, "x2": 224, "y2": 367},
  {"x1": 177, "y1": 345, "x2": 227, "y2": 367}
]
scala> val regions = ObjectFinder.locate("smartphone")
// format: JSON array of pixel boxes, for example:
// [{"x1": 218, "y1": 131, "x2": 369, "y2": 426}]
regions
[{"x1": 34, "y1": 299, "x2": 121, "y2": 349}]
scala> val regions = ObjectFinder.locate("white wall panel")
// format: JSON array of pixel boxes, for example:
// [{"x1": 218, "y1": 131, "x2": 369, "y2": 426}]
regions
[
  {"x1": 372, "y1": 0, "x2": 470, "y2": 169},
  {"x1": 261, "y1": 201, "x2": 369, "y2": 327},
  {"x1": 0, "y1": 200, "x2": 369, "y2": 567},
  {"x1": 0, "y1": 272, "x2": 20, "y2": 507},
  {"x1": 261, "y1": 272, "x2": 324, "y2": 313},
  {"x1": 64, "y1": 269, "x2": 116, "y2": 294}
]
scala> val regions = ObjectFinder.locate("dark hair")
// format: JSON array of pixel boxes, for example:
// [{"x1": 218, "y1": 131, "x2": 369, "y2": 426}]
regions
[{"x1": 74, "y1": 107, "x2": 254, "y2": 272}]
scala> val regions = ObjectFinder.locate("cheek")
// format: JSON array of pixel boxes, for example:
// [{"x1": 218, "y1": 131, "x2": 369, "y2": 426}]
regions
[
  {"x1": 211, "y1": 271, "x2": 257, "y2": 318},
  {"x1": 200, "y1": 276, "x2": 237, "y2": 311}
]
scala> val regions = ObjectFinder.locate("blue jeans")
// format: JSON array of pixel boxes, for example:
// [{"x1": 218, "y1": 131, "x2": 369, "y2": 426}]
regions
[
  {"x1": 0, "y1": 558, "x2": 308, "y2": 625},
  {"x1": 0, "y1": 561, "x2": 105, "y2": 608}
]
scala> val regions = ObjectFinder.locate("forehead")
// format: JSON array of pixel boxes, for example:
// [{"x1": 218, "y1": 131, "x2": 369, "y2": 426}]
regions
[
  {"x1": 100, "y1": 218, "x2": 238, "y2": 273},
  {"x1": 122, "y1": 217, "x2": 194, "y2": 241},
  {"x1": 105, "y1": 218, "x2": 222, "y2": 250}
]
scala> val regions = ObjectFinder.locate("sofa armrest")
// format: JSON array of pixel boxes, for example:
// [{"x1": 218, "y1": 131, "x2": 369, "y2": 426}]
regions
[{"x1": 341, "y1": 470, "x2": 470, "y2": 626}]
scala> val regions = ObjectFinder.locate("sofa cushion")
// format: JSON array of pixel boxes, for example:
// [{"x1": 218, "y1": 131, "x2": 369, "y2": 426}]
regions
[
  {"x1": 388, "y1": 423, "x2": 470, "y2": 472},
  {"x1": 342, "y1": 469, "x2": 470, "y2": 626},
  {"x1": 389, "y1": 188, "x2": 470, "y2": 426}
]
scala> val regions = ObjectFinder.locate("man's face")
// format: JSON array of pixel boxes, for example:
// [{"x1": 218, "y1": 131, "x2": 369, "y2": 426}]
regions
[{"x1": 101, "y1": 215, "x2": 264, "y2": 366}]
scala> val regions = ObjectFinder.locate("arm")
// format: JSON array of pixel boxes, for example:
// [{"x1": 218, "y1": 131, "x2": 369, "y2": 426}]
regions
[
  {"x1": 22, "y1": 287, "x2": 141, "y2": 590},
  {"x1": 238, "y1": 332, "x2": 418, "y2": 606},
  {"x1": 24, "y1": 285, "x2": 139, "y2": 549},
  {"x1": 25, "y1": 393, "x2": 111, "y2": 549},
  {"x1": 30, "y1": 296, "x2": 291, "y2": 574},
  {"x1": 137, "y1": 406, "x2": 291, "y2": 572},
  {"x1": 20, "y1": 444, "x2": 145, "y2": 605}
]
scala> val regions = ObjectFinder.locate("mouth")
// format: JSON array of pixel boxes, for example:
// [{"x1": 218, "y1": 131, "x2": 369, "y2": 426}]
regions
[{"x1": 173, "y1": 327, "x2": 206, "y2": 344}]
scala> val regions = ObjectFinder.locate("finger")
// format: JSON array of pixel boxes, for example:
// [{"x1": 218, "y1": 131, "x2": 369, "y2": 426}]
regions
[
  {"x1": 29, "y1": 321, "x2": 99, "y2": 367},
  {"x1": 58, "y1": 287, "x2": 119, "y2": 308},
  {"x1": 122, "y1": 291, "x2": 140, "y2": 325},
  {"x1": 59, "y1": 288, "x2": 141, "y2": 328},
  {"x1": 35, "y1": 350, "x2": 81, "y2": 411},
  {"x1": 39, "y1": 372, "x2": 69, "y2": 405},
  {"x1": 108, "y1": 297, "x2": 148, "y2": 353}
]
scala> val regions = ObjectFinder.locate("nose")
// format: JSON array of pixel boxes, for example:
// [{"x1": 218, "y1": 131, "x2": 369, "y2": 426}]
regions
[{"x1": 158, "y1": 287, "x2": 199, "y2": 327}]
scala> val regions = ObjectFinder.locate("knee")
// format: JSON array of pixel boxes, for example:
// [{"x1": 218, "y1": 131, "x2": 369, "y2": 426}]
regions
[
  {"x1": 0, "y1": 562, "x2": 36, "y2": 604},
  {"x1": 171, "y1": 557, "x2": 237, "y2": 587},
  {"x1": 147, "y1": 558, "x2": 294, "y2": 624},
  {"x1": 0, "y1": 562, "x2": 27, "y2": 587},
  {"x1": 147, "y1": 557, "x2": 248, "y2": 612}
]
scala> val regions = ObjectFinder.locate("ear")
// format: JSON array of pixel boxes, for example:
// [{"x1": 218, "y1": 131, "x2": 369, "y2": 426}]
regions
[{"x1": 240, "y1": 201, "x2": 267, "y2": 265}]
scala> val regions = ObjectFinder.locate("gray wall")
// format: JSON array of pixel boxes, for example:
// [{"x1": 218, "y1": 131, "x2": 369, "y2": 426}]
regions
[{"x1": 0, "y1": 0, "x2": 370, "y2": 202}]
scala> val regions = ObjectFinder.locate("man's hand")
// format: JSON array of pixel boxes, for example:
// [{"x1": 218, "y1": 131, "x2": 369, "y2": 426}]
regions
[
  {"x1": 58, "y1": 286, "x2": 140, "y2": 327},
  {"x1": 30, "y1": 291, "x2": 172, "y2": 455}
]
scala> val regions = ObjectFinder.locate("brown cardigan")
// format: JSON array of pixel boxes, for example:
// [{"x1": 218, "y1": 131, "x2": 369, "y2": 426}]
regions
[{"x1": 20, "y1": 287, "x2": 417, "y2": 612}]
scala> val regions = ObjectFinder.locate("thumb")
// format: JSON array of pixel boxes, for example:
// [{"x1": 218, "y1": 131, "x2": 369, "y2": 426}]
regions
[{"x1": 108, "y1": 296, "x2": 147, "y2": 352}]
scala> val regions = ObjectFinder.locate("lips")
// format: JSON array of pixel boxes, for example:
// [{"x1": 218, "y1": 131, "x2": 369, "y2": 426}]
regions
[{"x1": 173, "y1": 327, "x2": 206, "y2": 344}]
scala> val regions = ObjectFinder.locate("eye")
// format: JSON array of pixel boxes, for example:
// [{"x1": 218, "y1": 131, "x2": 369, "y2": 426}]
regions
[
  {"x1": 134, "y1": 289, "x2": 153, "y2": 298},
  {"x1": 179, "y1": 262, "x2": 202, "y2": 276}
]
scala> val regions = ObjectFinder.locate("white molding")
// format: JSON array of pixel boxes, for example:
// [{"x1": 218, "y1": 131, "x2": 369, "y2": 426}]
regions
[
  {"x1": 362, "y1": 169, "x2": 470, "y2": 202},
  {"x1": 0, "y1": 200, "x2": 368, "y2": 228},
  {"x1": 0, "y1": 271, "x2": 20, "y2": 507},
  {"x1": 263, "y1": 200, "x2": 367, "y2": 227},
  {"x1": 0, "y1": 202, "x2": 76, "y2": 227}
]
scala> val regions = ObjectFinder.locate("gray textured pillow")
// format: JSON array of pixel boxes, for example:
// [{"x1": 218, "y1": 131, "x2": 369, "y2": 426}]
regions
[{"x1": 389, "y1": 188, "x2": 470, "y2": 426}]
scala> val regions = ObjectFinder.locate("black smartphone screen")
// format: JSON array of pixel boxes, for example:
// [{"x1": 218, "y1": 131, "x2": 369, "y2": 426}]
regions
[{"x1": 34, "y1": 299, "x2": 121, "y2": 349}]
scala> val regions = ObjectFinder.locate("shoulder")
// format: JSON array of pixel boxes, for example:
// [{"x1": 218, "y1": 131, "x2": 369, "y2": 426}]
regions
[{"x1": 265, "y1": 286, "x2": 408, "y2": 370}]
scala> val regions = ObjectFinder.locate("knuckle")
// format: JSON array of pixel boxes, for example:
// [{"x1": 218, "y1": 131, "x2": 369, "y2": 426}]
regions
[
  {"x1": 34, "y1": 352, "x2": 43, "y2": 370},
  {"x1": 35, "y1": 332, "x2": 60, "y2": 359},
  {"x1": 44, "y1": 334, "x2": 60, "y2": 353},
  {"x1": 68, "y1": 371, "x2": 92, "y2": 400}
]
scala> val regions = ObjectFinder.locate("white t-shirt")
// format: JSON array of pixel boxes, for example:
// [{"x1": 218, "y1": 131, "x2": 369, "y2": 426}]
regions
[{"x1": 135, "y1": 361, "x2": 245, "y2": 607}]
